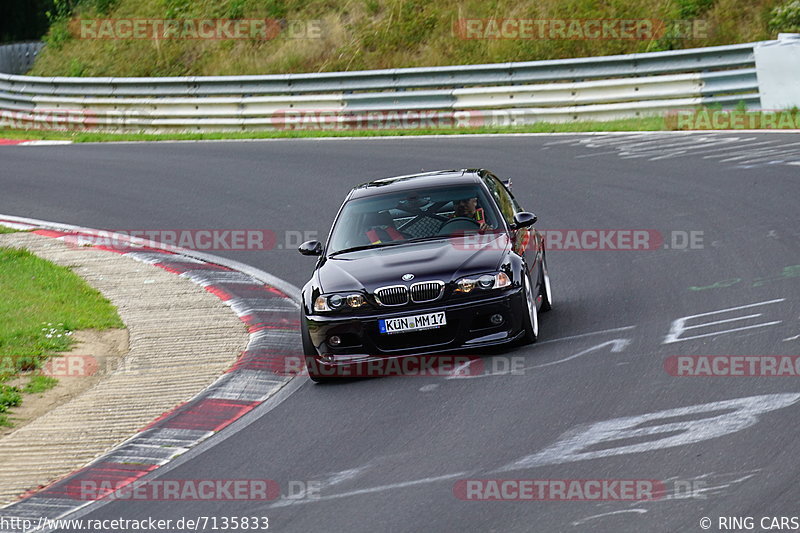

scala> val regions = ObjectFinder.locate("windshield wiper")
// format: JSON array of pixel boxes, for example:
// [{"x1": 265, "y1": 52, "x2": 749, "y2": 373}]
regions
[
  {"x1": 402, "y1": 235, "x2": 451, "y2": 244},
  {"x1": 329, "y1": 241, "x2": 407, "y2": 256},
  {"x1": 330, "y1": 235, "x2": 453, "y2": 256}
]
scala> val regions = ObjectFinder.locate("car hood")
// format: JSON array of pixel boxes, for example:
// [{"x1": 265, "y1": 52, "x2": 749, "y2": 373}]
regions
[{"x1": 317, "y1": 234, "x2": 510, "y2": 293}]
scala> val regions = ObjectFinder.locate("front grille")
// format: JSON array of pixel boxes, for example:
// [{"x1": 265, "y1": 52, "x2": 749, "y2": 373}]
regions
[
  {"x1": 410, "y1": 281, "x2": 444, "y2": 303},
  {"x1": 374, "y1": 285, "x2": 409, "y2": 306}
]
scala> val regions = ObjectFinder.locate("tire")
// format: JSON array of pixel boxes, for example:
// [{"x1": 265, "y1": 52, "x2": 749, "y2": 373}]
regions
[
  {"x1": 520, "y1": 270, "x2": 539, "y2": 345},
  {"x1": 539, "y1": 254, "x2": 553, "y2": 313},
  {"x1": 301, "y1": 314, "x2": 332, "y2": 383}
]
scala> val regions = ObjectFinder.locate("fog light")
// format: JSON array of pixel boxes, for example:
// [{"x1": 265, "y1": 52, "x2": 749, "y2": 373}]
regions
[
  {"x1": 328, "y1": 335, "x2": 342, "y2": 346},
  {"x1": 490, "y1": 313, "x2": 504, "y2": 325}
]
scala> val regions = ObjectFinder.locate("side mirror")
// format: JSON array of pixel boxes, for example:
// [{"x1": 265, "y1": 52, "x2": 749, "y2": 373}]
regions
[
  {"x1": 298, "y1": 240, "x2": 323, "y2": 256},
  {"x1": 512, "y1": 212, "x2": 537, "y2": 228},
  {"x1": 502, "y1": 178, "x2": 513, "y2": 192}
]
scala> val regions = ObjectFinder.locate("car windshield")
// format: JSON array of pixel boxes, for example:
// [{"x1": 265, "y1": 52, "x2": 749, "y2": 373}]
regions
[{"x1": 327, "y1": 185, "x2": 502, "y2": 255}]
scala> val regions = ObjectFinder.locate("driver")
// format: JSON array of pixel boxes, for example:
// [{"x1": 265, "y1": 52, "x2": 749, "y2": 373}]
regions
[{"x1": 453, "y1": 196, "x2": 492, "y2": 230}]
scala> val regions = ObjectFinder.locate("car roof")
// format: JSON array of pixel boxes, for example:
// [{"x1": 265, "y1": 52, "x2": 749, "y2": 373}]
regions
[{"x1": 349, "y1": 169, "x2": 485, "y2": 199}]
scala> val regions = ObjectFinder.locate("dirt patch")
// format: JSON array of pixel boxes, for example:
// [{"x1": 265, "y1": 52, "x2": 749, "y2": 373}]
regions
[{"x1": 1, "y1": 329, "x2": 128, "y2": 438}]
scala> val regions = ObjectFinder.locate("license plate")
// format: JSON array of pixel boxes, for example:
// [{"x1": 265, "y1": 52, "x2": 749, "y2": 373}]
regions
[{"x1": 379, "y1": 312, "x2": 446, "y2": 335}]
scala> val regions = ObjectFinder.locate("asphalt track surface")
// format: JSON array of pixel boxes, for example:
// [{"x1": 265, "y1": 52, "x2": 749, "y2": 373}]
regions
[{"x1": 1, "y1": 133, "x2": 799, "y2": 532}]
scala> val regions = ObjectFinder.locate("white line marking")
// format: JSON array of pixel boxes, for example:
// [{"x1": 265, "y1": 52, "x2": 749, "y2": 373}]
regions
[
  {"x1": 0, "y1": 221, "x2": 37, "y2": 230},
  {"x1": 736, "y1": 150, "x2": 800, "y2": 165},
  {"x1": 668, "y1": 321, "x2": 783, "y2": 343},
  {"x1": 681, "y1": 313, "x2": 762, "y2": 330},
  {"x1": 664, "y1": 298, "x2": 785, "y2": 344},
  {"x1": 646, "y1": 138, "x2": 762, "y2": 160},
  {"x1": 621, "y1": 137, "x2": 715, "y2": 153},
  {"x1": 622, "y1": 139, "x2": 759, "y2": 159},
  {"x1": 19, "y1": 140, "x2": 74, "y2": 146},
  {"x1": 711, "y1": 141, "x2": 800, "y2": 161},
  {"x1": 572, "y1": 509, "x2": 648, "y2": 526},
  {"x1": 498, "y1": 393, "x2": 800, "y2": 471},
  {"x1": 574, "y1": 150, "x2": 625, "y2": 158},
  {"x1": 696, "y1": 140, "x2": 776, "y2": 159}
]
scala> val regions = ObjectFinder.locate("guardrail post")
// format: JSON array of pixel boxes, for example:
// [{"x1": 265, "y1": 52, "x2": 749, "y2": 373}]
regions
[{"x1": 754, "y1": 33, "x2": 800, "y2": 109}]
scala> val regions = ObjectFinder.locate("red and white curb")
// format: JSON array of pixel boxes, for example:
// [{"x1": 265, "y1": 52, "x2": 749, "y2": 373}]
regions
[{"x1": 0, "y1": 216, "x2": 302, "y2": 531}]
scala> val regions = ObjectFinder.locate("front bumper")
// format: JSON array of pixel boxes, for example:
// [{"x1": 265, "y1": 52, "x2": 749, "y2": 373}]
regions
[{"x1": 304, "y1": 287, "x2": 525, "y2": 366}]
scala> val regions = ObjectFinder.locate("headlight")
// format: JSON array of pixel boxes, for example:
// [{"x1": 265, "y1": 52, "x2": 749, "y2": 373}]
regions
[
  {"x1": 314, "y1": 293, "x2": 367, "y2": 312},
  {"x1": 347, "y1": 294, "x2": 365, "y2": 308},
  {"x1": 455, "y1": 272, "x2": 511, "y2": 293}
]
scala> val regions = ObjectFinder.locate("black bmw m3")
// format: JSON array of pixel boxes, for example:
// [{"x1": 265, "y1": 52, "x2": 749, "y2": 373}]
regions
[{"x1": 298, "y1": 169, "x2": 553, "y2": 382}]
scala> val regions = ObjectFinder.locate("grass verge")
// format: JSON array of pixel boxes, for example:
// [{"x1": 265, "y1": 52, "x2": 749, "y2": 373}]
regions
[
  {"x1": 0, "y1": 116, "x2": 665, "y2": 142},
  {"x1": 1, "y1": 111, "x2": 799, "y2": 143},
  {"x1": 0, "y1": 246, "x2": 124, "y2": 427}
]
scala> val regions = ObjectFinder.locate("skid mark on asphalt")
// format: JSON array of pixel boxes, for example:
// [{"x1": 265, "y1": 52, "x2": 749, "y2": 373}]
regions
[
  {"x1": 265, "y1": 439, "x2": 768, "y2": 510},
  {"x1": 547, "y1": 133, "x2": 800, "y2": 168},
  {"x1": 266, "y1": 472, "x2": 469, "y2": 509},
  {"x1": 654, "y1": 471, "x2": 761, "y2": 502},
  {"x1": 535, "y1": 325, "x2": 637, "y2": 346},
  {"x1": 572, "y1": 470, "x2": 760, "y2": 527},
  {"x1": 271, "y1": 466, "x2": 371, "y2": 508}
]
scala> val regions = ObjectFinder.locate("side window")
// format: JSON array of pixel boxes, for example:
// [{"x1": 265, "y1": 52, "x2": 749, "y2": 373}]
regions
[{"x1": 483, "y1": 173, "x2": 515, "y2": 225}]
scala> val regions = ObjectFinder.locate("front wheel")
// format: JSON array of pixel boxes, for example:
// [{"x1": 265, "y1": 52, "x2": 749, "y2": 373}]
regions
[{"x1": 520, "y1": 270, "x2": 539, "y2": 345}]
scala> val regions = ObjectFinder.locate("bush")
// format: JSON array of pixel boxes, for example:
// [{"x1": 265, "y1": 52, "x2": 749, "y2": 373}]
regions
[
  {"x1": 769, "y1": 0, "x2": 800, "y2": 33},
  {"x1": 0, "y1": 385, "x2": 22, "y2": 413}
]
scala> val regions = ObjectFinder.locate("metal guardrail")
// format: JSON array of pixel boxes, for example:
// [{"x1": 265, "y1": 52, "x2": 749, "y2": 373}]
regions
[
  {"x1": 0, "y1": 42, "x2": 44, "y2": 76},
  {"x1": 0, "y1": 39, "x2": 788, "y2": 133}
]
